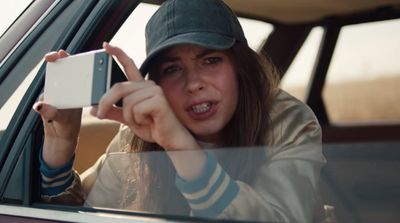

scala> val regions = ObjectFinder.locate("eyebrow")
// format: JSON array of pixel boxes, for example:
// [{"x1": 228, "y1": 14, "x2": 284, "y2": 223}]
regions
[
  {"x1": 160, "y1": 49, "x2": 218, "y2": 63},
  {"x1": 196, "y1": 49, "x2": 217, "y2": 59}
]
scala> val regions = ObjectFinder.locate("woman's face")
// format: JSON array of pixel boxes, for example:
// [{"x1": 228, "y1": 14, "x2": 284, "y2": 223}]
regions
[{"x1": 153, "y1": 44, "x2": 238, "y2": 143}]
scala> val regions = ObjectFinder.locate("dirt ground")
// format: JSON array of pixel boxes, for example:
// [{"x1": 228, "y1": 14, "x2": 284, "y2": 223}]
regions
[{"x1": 283, "y1": 75, "x2": 400, "y2": 123}]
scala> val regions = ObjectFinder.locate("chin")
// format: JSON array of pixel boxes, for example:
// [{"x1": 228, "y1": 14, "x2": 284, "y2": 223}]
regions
[{"x1": 191, "y1": 128, "x2": 222, "y2": 143}]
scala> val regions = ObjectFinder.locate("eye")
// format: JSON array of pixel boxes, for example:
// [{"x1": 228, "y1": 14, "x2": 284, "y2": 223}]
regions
[
  {"x1": 162, "y1": 65, "x2": 181, "y2": 75},
  {"x1": 204, "y1": 57, "x2": 222, "y2": 64}
]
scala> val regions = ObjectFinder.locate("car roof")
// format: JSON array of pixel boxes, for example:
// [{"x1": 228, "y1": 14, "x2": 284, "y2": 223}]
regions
[
  {"x1": 145, "y1": 0, "x2": 400, "y2": 24},
  {"x1": 226, "y1": 0, "x2": 400, "y2": 23}
]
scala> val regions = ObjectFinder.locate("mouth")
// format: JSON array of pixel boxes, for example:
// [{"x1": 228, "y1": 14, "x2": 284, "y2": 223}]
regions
[
  {"x1": 187, "y1": 101, "x2": 218, "y2": 120},
  {"x1": 190, "y1": 102, "x2": 212, "y2": 113}
]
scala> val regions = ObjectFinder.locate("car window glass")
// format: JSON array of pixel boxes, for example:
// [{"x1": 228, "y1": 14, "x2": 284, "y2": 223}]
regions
[
  {"x1": 84, "y1": 145, "x2": 321, "y2": 222},
  {"x1": 324, "y1": 19, "x2": 400, "y2": 124},
  {"x1": 0, "y1": 0, "x2": 32, "y2": 37},
  {"x1": 280, "y1": 27, "x2": 324, "y2": 101},
  {"x1": 0, "y1": 60, "x2": 42, "y2": 131},
  {"x1": 110, "y1": 3, "x2": 273, "y2": 68}
]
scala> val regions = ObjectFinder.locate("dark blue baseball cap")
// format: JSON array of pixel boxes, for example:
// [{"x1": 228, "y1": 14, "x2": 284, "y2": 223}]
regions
[{"x1": 139, "y1": 0, "x2": 248, "y2": 74}]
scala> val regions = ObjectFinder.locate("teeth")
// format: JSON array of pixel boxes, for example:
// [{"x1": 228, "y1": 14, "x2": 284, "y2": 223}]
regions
[{"x1": 191, "y1": 102, "x2": 211, "y2": 113}]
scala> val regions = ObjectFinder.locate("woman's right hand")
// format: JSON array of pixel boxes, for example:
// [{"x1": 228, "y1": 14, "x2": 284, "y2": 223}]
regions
[{"x1": 33, "y1": 50, "x2": 82, "y2": 168}]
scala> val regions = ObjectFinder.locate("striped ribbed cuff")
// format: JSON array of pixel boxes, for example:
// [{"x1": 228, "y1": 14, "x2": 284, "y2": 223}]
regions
[
  {"x1": 39, "y1": 150, "x2": 75, "y2": 196},
  {"x1": 175, "y1": 152, "x2": 239, "y2": 218}
]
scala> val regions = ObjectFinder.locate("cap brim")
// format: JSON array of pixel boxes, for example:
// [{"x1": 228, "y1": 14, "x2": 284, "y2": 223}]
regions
[{"x1": 139, "y1": 32, "x2": 236, "y2": 75}]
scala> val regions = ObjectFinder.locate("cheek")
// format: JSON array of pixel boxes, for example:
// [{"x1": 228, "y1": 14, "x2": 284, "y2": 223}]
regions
[
  {"x1": 216, "y1": 65, "x2": 239, "y2": 104},
  {"x1": 227, "y1": 73, "x2": 239, "y2": 111}
]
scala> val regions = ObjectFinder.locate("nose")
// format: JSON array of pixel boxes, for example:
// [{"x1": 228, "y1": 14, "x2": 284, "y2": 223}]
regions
[{"x1": 184, "y1": 69, "x2": 206, "y2": 94}]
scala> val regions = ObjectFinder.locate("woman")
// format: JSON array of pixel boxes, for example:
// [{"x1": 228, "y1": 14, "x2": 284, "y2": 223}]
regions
[{"x1": 34, "y1": 0, "x2": 325, "y2": 222}]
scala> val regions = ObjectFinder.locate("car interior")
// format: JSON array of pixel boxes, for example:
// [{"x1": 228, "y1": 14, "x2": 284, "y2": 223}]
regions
[{"x1": 0, "y1": 0, "x2": 399, "y2": 222}]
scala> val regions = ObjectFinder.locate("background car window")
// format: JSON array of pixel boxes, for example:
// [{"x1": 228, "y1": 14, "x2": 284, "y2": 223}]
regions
[
  {"x1": 0, "y1": 0, "x2": 36, "y2": 132},
  {"x1": 280, "y1": 27, "x2": 324, "y2": 101},
  {"x1": 323, "y1": 19, "x2": 400, "y2": 124},
  {"x1": 0, "y1": 61, "x2": 41, "y2": 131},
  {"x1": 0, "y1": 0, "x2": 32, "y2": 37},
  {"x1": 110, "y1": 3, "x2": 273, "y2": 68}
]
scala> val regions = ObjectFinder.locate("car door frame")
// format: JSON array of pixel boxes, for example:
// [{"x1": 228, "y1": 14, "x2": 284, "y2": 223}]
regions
[{"x1": 0, "y1": 0, "x2": 154, "y2": 219}]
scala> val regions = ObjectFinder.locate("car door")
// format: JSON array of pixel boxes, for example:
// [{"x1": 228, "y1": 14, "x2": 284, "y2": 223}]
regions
[{"x1": 0, "y1": 1, "x2": 162, "y2": 222}]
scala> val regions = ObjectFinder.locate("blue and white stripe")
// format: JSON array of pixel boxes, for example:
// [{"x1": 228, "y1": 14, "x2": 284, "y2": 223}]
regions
[
  {"x1": 39, "y1": 152, "x2": 75, "y2": 196},
  {"x1": 175, "y1": 153, "x2": 239, "y2": 218}
]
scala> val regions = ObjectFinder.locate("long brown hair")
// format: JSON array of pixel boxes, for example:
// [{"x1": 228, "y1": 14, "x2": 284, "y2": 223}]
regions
[{"x1": 125, "y1": 42, "x2": 279, "y2": 213}]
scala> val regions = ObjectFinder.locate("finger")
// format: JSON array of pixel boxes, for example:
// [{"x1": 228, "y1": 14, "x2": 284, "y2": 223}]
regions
[
  {"x1": 33, "y1": 94, "x2": 50, "y2": 122},
  {"x1": 44, "y1": 50, "x2": 70, "y2": 62},
  {"x1": 57, "y1": 49, "x2": 70, "y2": 58},
  {"x1": 131, "y1": 99, "x2": 155, "y2": 126},
  {"x1": 103, "y1": 42, "x2": 143, "y2": 82},
  {"x1": 122, "y1": 84, "x2": 161, "y2": 112},
  {"x1": 33, "y1": 101, "x2": 59, "y2": 121},
  {"x1": 97, "y1": 81, "x2": 155, "y2": 118},
  {"x1": 122, "y1": 86, "x2": 164, "y2": 126},
  {"x1": 99, "y1": 106, "x2": 126, "y2": 124},
  {"x1": 44, "y1": 51, "x2": 60, "y2": 62},
  {"x1": 120, "y1": 90, "x2": 153, "y2": 127},
  {"x1": 33, "y1": 101, "x2": 81, "y2": 124},
  {"x1": 90, "y1": 106, "x2": 98, "y2": 117}
]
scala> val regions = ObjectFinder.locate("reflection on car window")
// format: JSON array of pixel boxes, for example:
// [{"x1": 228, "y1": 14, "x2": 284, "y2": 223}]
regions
[
  {"x1": 0, "y1": 0, "x2": 32, "y2": 37},
  {"x1": 84, "y1": 145, "x2": 322, "y2": 222},
  {"x1": 324, "y1": 19, "x2": 400, "y2": 123},
  {"x1": 111, "y1": 3, "x2": 273, "y2": 68}
]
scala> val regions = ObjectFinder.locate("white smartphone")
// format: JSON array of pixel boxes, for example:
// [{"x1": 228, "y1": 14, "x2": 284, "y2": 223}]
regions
[{"x1": 44, "y1": 49, "x2": 125, "y2": 109}]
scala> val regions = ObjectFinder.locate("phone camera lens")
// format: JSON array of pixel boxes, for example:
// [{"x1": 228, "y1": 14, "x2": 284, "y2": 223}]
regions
[{"x1": 99, "y1": 58, "x2": 104, "y2": 65}]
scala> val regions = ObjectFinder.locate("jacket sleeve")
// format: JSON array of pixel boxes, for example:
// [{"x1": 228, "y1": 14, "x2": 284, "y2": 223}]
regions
[
  {"x1": 41, "y1": 169, "x2": 85, "y2": 205},
  {"x1": 40, "y1": 124, "x2": 127, "y2": 205},
  {"x1": 175, "y1": 90, "x2": 326, "y2": 222}
]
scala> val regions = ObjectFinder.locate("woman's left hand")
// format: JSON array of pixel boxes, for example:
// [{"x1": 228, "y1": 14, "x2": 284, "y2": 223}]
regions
[{"x1": 93, "y1": 43, "x2": 197, "y2": 151}]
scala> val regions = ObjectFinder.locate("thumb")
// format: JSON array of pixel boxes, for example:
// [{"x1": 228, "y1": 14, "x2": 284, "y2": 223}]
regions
[{"x1": 33, "y1": 101, "x2": 59, "y2": 121}]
